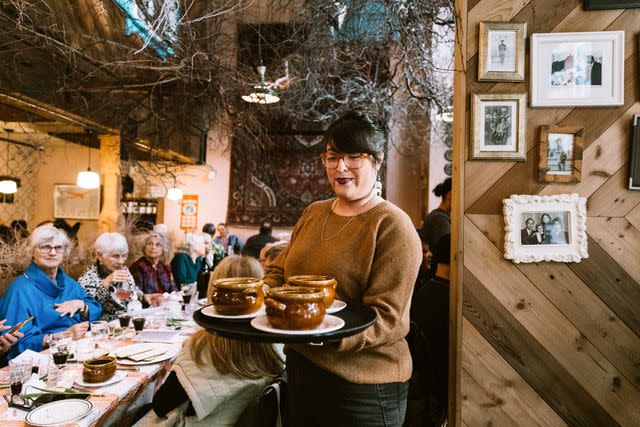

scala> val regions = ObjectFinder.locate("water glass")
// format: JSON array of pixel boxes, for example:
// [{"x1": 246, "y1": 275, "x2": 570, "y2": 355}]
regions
[
  {"x1": 75, "y1": 337, "x2": 95, "y2": 362},
  {"x1": 37, "y1": 358, "x2": 50, "y2": 378},
  {"x1": 51, "y1": 343, "x2": 69, "y2": 369},
  {"x1": 90, "y1": 321, "x2": 109, "y2": 340}
]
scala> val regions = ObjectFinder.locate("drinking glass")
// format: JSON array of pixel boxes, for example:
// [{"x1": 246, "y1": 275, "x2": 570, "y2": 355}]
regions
[
  {"x1": 75, "y1": 337, "x2": 95, "y2": 362},
  {"x1": 37, "y1": 358, "x2": 50, "y2": 379},
  {"x1": 132, "y1": 316, "x2": 146, "y2": 333},
  {"x1": 8, "y1": 360, "x2": 30, "y2": 396},
  {"x1": 114, "y1": 281, "x2": 133, "y2": 301},
  {"x1": 90, "y1": 321, "x2": 109, "y2": 340},
  {"x1": 51, "y1": 343, "x2": 69, "y2": 369},
  {"x1": 117, "y1": 310, "x2": 132, "y2": 328}
]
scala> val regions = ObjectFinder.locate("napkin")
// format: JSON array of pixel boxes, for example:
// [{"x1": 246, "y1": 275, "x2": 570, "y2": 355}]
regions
[
  {"x1": 12, "y1": 349, "x2": 49, "y2": 367},
  {"x1": 23, "y1": 373, "x2": 47, "y2": 396}
]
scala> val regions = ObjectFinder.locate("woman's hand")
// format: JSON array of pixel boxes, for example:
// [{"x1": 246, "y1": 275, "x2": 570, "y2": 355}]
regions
[
  {"x1": 144, "y1": 293, "x2": 163, "y2": 307},
  {"x1": 65, "y1": 322, "x2": 89, "y2": 340},
  {"x1": 0, "y1": 319, "x2": 24, "y2": 353},
  {"x1": 103, "y1": 269, "x2": 132, "y2": 289},
  {"x1": 54, "y1": 300, "x2": 86, "y2": 317}
]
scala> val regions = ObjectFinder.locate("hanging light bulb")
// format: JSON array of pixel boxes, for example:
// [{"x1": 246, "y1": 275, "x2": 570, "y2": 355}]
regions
[
  {"x1": 76, "y1": 146, "x2": 100, "y2": 189},
  {"x1": 0, "y1": 144, "x2": 18, "y2": 194},
  {"x1": 242, "y1": 64, "x2": 280, "y2": 104},
  {"x1": 167, "y1": 187, "x2": 183, "y2": 200}
]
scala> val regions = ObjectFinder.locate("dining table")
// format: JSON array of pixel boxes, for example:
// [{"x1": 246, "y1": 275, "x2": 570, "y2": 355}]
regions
[{"x1": 0, "y1": 314, "x2": 195, "y2": 427}]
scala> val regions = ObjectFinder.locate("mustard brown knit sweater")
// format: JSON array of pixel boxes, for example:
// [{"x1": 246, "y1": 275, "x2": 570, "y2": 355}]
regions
[{"x1": 263, "y1": 198, "x2": 422, "y2": 384}]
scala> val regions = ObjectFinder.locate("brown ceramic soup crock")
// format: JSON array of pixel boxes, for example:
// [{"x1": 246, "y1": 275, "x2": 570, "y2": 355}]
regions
[
  {"x1": 286, "y1": 275, "x2": 337, "y2": 308},
  {"x1": 82, "y1": 356, "x2": 117, "y2": 383},
  {"x1": 265, "y1": 286, "x2": 326, "y2": 330},
  {"x1": 210, "y1": 277, "x2": 264, "y2": 316}
]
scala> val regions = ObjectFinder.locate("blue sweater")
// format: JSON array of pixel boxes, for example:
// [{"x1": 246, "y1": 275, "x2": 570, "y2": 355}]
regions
[
  {"x1": 0, "y1": 262, "x2": 102, "y2": 360},
  {"x1": 170, "y1": 252, "x2": 202, "y2": 286}
]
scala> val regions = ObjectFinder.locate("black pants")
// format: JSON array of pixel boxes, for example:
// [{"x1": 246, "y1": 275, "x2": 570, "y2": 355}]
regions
[{"x1": 286, "y1": 350, "x2": 409, "y2": 427}]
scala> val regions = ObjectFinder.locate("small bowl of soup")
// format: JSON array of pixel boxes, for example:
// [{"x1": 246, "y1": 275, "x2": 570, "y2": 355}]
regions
[
  {"x1": 211, "y1": 277, "x2": 264, "y2": 316},
  {"x1": 265, "y1": 286, "x2": 326, "y2": 330},
  {"x1": 82, "y1": 356, "x2": 117, "y2": 383},
  {"x1": 286, "y1": 275, "x2": 337, "y2": 309}
]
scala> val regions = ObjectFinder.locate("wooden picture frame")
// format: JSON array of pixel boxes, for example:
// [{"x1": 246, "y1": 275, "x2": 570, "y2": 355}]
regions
[
  {"x1": 584, "y1": 0, "x2": 640, "y2": 10},
  {"x1": 538, "y1": 126, "x2": 583, "y2": 183},
  {"x1": 530, "y1": 31, "x2": 624, "y2": 107},
  {"x1": 630, "y1": 115, "x2": 640, "y2": 190},
  {"x1": 53, "y1": 184, "x2": 100, "y2": 220},
  {"x1": 503, "y1": 193, "x2": 588, "y2": 263},
  {"x1": 478, "y1": 21, "x2": 526, "y2": 81},
  {"x1": 470, "y1": 93, "x2": 527, "y2": 161}
]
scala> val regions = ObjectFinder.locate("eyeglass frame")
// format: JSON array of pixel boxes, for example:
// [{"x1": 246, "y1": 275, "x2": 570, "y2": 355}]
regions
[
  {"x1": 320, "y1": 152, "x2": 371, "y2": 170},
  {"x1": 36, "y1": 244, "x2": 66, "y2": 255}
]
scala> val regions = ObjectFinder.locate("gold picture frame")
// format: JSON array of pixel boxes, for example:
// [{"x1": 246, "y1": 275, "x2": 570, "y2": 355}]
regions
[
  {"x1": 478, "y1": 21, "x2": 527, "y2": 82},
  {"x1": 471, "y1": 93, "x2": 527, "y2": 161},
  {"x1": 538, "y1": 126, "x2": 583, "y2": 184}
]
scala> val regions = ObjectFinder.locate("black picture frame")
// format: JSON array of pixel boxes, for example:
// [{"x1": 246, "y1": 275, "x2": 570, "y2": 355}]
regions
[
  {"x1": 630, "y1": 115, "x2": 640, "y2": 190},
  {"x1": 585, "y1": 0, "x2": 640, "y2": 10}
]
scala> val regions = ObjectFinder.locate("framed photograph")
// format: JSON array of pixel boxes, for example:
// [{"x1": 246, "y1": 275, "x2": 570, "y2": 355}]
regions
[
  {"x1": 538, "y1": 126, "x2": 584, "y2": 183},
  {"x1": 530, "y1": 31, "x2": 624, "y2": 107},
  {"x1": 630, "y1": 115, "x2": 640, "y2": 190},
  {"x1": 584, "y1": 0, "x2": 640, "y2": 10},
  {"x1": 53, "y1": 184, "x2": 100, "y2": 220},
  {"x1": 471, "y1": 93, "x2": 527, "y2": 161},
  {"x1": 503, "y1": 193, "x2": 588, "y2": 263},
  {"x1": 478, "y1": 21, "x2": 527, "y2": 81}
]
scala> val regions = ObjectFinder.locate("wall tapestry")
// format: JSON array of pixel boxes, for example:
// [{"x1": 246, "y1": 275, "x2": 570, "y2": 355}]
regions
[{"x1": 227, "y1": 129, "x2": 333, "y2": 227}]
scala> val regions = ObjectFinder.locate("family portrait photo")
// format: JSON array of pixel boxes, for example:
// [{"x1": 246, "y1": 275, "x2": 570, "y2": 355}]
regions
[
  {"x1": 487, "y1": 30, "x2": 516, "y2": 72},
  {"x1": 546, "y1": 133, "x2": 574, "y2": 175},
  {"x1": 503, "y1": 194, "x2": 588, "y2": 263},
  {"x1": 482, "y1": 103, "x2": 515, "y2": 149},
  {"x1": 471, "y1": 93, "x2": 526, "y2": 160},
  {"x1": 550, "y1": 50, "x2": 602, "y2": 86},
  {"x1": 520, "y1": 211, "x2": 571, "y2": 245}
]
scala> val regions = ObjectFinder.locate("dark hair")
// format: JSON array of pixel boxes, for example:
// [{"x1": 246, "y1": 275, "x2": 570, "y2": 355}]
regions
[
  {"x1": 433, "y1": 178, "x2": 452, "y2": 198},
  {"x1": 217, "y1": 223, "x2": 227, "y2": 228},
  {"x1": 432, "y1": 234, "x2": 451, "y2": 265},
  {"x1": 259, "y1": 221, "x2": 272, "y2": 235},
  {"x1": 322, "y1": 110, "x2": 385, "y2": 164},
  {"x1": 202, "y1": 223, "x2": 216, "y2": 235}
]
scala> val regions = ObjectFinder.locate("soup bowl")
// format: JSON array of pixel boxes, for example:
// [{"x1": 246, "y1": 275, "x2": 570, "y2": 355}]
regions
[
  {"x1": 210, "y1": 277, "x2": 264, "y2": 316},
  {"x1": 265, "y1": 286, "x2": 326, "y2": 330},
  {"x1": 286, "y1": 275, "x2": 337, "y2": 308},
  {"x1": 82, "y1": 356, "x2": 116, "y2": 383}
]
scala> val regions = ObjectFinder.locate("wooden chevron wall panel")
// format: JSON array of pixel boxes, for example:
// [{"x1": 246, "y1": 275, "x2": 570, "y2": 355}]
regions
[{"x1": 460, "y1": 1, "x2": 640, "y2": 426}]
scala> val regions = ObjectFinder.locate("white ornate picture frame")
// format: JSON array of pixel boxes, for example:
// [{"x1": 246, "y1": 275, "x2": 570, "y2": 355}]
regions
[{"x1": 503, "y1": 193, "x2": 588, "y2": 263}]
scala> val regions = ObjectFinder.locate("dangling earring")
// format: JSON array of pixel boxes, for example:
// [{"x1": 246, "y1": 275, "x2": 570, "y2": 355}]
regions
[{"x1": 374, "y1": 175, "x2": 383, "y2": 197}]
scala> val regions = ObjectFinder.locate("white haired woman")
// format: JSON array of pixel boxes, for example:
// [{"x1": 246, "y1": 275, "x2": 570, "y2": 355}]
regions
[
  {"x1": 78, "y1": 232, "x2": 142, "y2": 321},
  {"x1": 170, "y1": 232, "x2": 205, "y2": 288},
  {"x1": 130, "y1": 232, "x2": 177, "y2": 301},
  {"x1": 0, "y1": 226, "x2": 101, "y2": 360}
]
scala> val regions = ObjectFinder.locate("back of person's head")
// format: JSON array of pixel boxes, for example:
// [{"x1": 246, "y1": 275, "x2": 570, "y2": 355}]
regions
[
  {"x1": 192, "y1": 255, "x2": 283, "y2": 378},
  {"x1": 432, "y1": 234, "x2": 451, "y2": 265},
  {"x1": 262, "y1": 242, "x2": 287, "y2": 267},
  {"x1": 433, "y1": 178, "x2": 452, "y2": 199},
  {"x1": 182, "y1": 232, "x2": 206, "y2": 253},
  {"x1": 202, "y1": 223, "x2": 216, "y2": 236},
  {"x1": 323, "y1": 110, "x2": 386, "y2": 165},
  {"x1": 259, "y1": 221, "x2": 272, "y2": 235}
]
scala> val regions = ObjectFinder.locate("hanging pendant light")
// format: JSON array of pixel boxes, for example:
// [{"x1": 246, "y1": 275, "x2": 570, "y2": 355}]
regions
[
  {"x1": 77, "y1": 145, "x2": 100, "y2": 189},
  {"x1": 0, "y1": 143, "x2": 18, "y2": 194},
  {"x1": 167, "y1": 186, "x2": 183, "y2": 200},
  {"x1": 242, "y1": 24, "x2": 280, "y2": 105}
]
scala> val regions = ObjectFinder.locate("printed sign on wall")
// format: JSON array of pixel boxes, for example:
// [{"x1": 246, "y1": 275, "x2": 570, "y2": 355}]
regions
[{"x1": 180, "y1": 195, "x2": 198, "y2": 231}]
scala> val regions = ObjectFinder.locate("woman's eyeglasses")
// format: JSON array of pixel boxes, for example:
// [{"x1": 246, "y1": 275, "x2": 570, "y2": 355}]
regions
[
  {"x1": 37, "y1": 245, "x2": 65, "y2": 254},
  {"x1": 320, "y1": 153, "x2": 369, "y2": 170}
]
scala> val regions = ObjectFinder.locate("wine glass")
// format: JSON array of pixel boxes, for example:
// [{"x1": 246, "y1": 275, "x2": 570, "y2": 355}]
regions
[
  {"x1": 114, "y1": 281, "x2": 132, "y2": 301},
  {"x1": 8, "y1": 360, "x2": 30, "y2": 396}
]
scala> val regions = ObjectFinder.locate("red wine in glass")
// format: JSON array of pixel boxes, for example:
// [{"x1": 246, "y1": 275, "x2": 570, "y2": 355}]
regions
[
  {"x1": 115, "y1": 287, "x2": 132, "y2": 300},
  {"x1": 53, "y1": 349, "x2": 69, "y2": 367},
  {"x1": 31, "y1": 365, "x2": 39, "y2": 375},
  {"x1": 118, "y1": 314, "x2": 132, "y2": 327},
  {"x1": 10, "y1": 382, "x2": 22, "y2": 395},
  {"x1": 183, "y1": 294, "x2": 192, "y2": 305},
  {"x1": 132, "y1": 317, "x2": 145, "y2": 332}
]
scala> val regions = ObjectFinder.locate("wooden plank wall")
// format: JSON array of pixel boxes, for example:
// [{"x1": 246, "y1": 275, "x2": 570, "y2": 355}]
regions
[{"x1": 459, "y1": 1, "x2": 640, "y2": 426}]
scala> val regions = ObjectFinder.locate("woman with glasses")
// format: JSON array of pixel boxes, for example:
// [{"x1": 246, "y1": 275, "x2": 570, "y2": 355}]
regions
[
  {"x1": 78, "y1": 232, "x2": 142, "y2": 320},
  {"x1": 263, "y1": 111, "x2": 422, "y2": 426},
  {"x1": 0, "y1": 225, "x2": 102, "y2": 360}
]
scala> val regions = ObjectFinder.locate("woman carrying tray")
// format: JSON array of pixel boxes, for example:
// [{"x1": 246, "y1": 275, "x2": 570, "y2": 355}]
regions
[{"x1": 263, "y1": 110, "x2": 422, "y2": 426}]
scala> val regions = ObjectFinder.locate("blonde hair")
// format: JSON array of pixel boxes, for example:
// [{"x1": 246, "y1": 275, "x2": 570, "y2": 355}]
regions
[
  {"x1": 206, "y1": 255, "x2": 264, "y2": 303},
  {"x1": 191, "y1": 255, "x2": 283, "y2": 378}
]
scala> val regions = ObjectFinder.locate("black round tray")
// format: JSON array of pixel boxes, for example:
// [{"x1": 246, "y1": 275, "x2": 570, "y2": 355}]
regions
[{"x1": 193, "y1": 304, "x2": 377, "y2": 343}]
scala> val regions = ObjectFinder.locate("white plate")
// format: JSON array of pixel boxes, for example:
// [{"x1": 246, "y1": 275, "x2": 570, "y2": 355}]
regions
[
  {"x1": 26, "y1": 399, "x2": 92, "y2": 426},
  {"x1": 110, "y1": 343, "x2": 181, "y2": 365},
  {"x1": 201, "y1": 304, "x2": 266, "y2": 319},
  {"x1": 74, "y1": 370, "x2": 127, "y2": 388},
  {"x1": 250, "y1": 314, "x2": 345, "y2": 335},
  {"x1": 326, "y1": 299, "x2": 347, "y2": 314}
]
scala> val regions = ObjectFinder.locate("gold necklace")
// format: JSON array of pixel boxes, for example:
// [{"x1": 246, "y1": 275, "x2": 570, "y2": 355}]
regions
[{"x1": 320, "y1": 194, "x2": 377, "y2": 241}]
